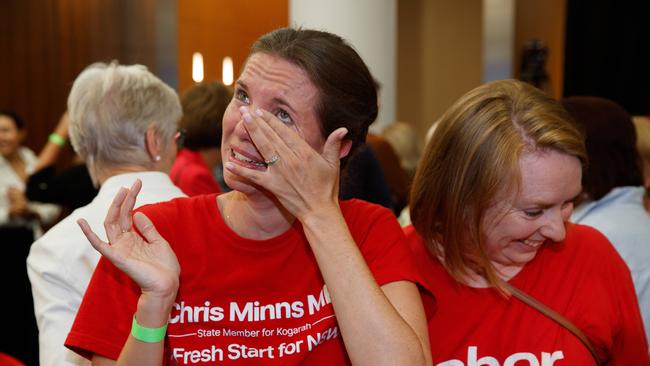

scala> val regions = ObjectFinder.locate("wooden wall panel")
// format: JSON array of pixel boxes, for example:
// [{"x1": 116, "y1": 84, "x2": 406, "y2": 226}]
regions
[
  {"x1": 177, "y1": 0, "x2": 288, "y2": 94},
  {"x1": 1, "y1": 0, "x2": 161, "y2": 163}
]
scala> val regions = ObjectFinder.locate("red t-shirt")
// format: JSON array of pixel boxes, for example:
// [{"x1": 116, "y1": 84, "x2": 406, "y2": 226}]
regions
[
  {"x1": 66, "y1": 195, "x2": 418, "y2": 365},
  {"x1": 405, "y1": 223, "x2": 650, "y2": 366},
  {"x1": 170, "y1": 149, "x2": 222, "y2": 197}
]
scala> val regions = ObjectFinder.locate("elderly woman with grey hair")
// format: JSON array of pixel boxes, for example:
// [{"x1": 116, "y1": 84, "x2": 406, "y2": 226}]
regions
[{"x1": 27, "y1": 62, "x2": 186, "y2": 366}]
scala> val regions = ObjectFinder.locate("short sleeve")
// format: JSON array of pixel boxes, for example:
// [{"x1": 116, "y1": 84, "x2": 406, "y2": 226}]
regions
[{"x1": 343, "y1": 200, "x2": 421, "y2": 286}]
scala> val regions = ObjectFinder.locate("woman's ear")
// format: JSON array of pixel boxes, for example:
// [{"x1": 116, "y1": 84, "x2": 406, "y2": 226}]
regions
[
  {"x1": 339, "y1": 139, "x2": 353, "y2": 159},
  {"x1": 144, "y1": 125, "x2": 161, "y2": 162}
]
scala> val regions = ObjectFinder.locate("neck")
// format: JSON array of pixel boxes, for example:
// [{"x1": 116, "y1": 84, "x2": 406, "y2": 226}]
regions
[
  {"x1": 96, "y1": 165, "x2": 160, "y2": 185},
  {"x1": 217, "y1": 190, "x2": 294, "y2": 240}
]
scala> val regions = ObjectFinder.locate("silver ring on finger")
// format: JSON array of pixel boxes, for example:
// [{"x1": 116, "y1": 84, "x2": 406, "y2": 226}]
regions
[{"x1": 265, "y1": 154, "x2": 280, "y2": 166}]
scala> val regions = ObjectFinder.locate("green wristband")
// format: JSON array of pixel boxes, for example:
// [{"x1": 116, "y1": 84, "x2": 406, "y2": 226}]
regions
[
  {"x1": 131, "y1": 316, "x2": 167, "y2": 343},
  {"x1": 48, "y1": 133, "x2": 66, "y2": 146}
]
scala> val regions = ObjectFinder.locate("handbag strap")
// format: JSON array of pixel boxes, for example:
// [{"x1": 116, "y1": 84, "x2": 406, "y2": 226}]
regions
[{"x1": 502, "y1": 281, "x2": 603, "y2": 366}]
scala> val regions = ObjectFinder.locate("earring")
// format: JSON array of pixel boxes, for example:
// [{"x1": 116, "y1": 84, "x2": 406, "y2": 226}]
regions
[{"x1": 154, "y1": 155, "x2": 161, "y2": 162}]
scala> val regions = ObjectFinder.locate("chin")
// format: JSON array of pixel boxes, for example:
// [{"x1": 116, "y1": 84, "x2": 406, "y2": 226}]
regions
[
  {"x1": 512, "y1": 250, "x2": 540, "y2": 267},
  {"x1": 223, "y1": 171, "x2": 261, "y2": 195}
]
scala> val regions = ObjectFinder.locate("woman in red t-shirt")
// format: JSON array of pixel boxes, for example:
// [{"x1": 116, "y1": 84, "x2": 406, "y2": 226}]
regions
[
  {"x1": 407, "y1": 79, "x2": 650, "y2": 365},
  {"x1": 72, "y1": 28, "x2": 431, "y2": 366}
]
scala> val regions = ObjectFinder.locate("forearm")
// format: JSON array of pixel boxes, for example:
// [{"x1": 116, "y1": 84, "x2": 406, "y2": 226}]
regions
[
  {"x1": 114, "y1": 294, "x2": 174, "y2": 366},
  {"x1": 34, "y1": 142, "x2": 64, "y2": 173},
  {"x1": 35, "y1": 113, "x2": 69, "y2": 173},
  {"x1": 301, "y1": 207, "x2": 429, "y2": 366}
]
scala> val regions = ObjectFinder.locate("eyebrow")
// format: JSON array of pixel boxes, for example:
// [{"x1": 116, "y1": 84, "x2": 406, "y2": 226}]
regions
[
  {"x1": 272, "y1": 97, "x2": 297, "y2": 115},
  {"x1": 523, "y1": 190, "x2": 583, "y2": 209},
  {"x1": 235, "y1": 80, "x2": 247, "y2": 90}
]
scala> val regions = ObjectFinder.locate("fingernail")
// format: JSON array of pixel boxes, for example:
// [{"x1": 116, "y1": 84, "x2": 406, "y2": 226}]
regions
[
  {"x1": 243, "y1": 112, "x2": 253, "y2": 123},
  {"x1": 255, "y1": 108, "x2": 263, "y2": 117},
  {"x1": 224, "y1": 162, "x2": 236, "y2": 171},
  {"x1": 239, "y1": 106, "x2": 249, "y2": 114}
]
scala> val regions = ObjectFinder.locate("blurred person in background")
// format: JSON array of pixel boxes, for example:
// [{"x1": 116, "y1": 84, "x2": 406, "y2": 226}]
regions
[
  {"x1": 0, "y1": 110, "x2": 61, "y2": 239},
  {"x1": 26, "y1": 111, "x2": 98, "y2": 213},
  {"x1": 381, "y1": 121, "x2": 422, "y2": 179},
  {"x1": 633, "y1": 115, "x2": 650, "y2": 212},
  {"x1": 27, "y1": 62, "x2": 186, "y2": 366},
  {"x1": 563, "y1": 96, "x2": 650, "y2": 347},
  {"x1": 171, "y1": 81, "x2": 232, "y2": 196},
  {"x1": 0, "y1": 109, "x2": 61, "y2": 366}
]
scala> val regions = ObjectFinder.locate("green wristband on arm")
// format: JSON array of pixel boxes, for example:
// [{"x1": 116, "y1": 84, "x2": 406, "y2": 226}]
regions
[
  {"x1": 48, "y1": 133, "x2": 66, "y2": 146},
  {"x1": 131, "y1": 316, "x2": 167, "y2": 343}
]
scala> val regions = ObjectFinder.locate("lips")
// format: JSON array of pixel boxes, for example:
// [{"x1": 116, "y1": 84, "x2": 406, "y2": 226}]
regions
[{"x1": 230, "y1": 148, "x2": 268, "y2": 168}]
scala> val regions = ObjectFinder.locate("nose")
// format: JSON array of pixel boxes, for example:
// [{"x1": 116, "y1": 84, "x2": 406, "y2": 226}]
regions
[
  {"x1": 539, "y1": 207, "x2": 568, "y2": 243},
  {"x1": 233, "y1": 113, "x2": 253, "y2": 142}
]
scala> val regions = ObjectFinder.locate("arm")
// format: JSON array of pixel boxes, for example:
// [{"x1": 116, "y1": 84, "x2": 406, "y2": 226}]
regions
[
  {"x1": 301, "y1": 210, "x2": 431, "y2": 366},
  {"x1": 77, "y1": 180, "x2": 180, "y2": 366},
  {"x1": 224, "y1": 107, "x2": 431, "y2": 366},
  {"x1": 34, "y1": 111, "x2": 69, "y2": 173}
]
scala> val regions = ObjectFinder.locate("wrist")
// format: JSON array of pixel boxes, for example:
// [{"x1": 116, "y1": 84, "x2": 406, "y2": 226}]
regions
[
  {"x1": 300, "y1": 203, "x2": 343, "y2": 231},
  {"x1": 131, "y1": 315, "x2": 167, "y2": 343},
  {"x1": 137, "y1": 290, "x2": 177, "y2": 322}
]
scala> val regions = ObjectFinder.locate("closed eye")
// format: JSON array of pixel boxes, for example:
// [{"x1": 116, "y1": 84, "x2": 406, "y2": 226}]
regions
[{"x1": 523, "y1": 209, "x2": 543, "y2": 218}]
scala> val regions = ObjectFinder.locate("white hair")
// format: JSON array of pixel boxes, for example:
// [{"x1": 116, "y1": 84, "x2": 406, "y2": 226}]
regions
[{"x1": 67, "y1": 62, "x2": 181, "y2": 181}]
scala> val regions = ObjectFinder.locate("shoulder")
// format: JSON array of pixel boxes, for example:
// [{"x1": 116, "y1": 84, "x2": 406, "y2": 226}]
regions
[
  {"x1": 136, "y1": 194, "x2": 219, "y2": 238},
  {"x1": 27, "y1": 206, "x2": 100, "y2": 276},
  {"x1": 138, "y1": 193, "x2": 206, "y2": 211},
  {"x1": 340, "y1": 198, "x2": 395, "y2": 222},
  {"x1": 340, "y1": 199, "x2": 400, "y2": 241},
  {"x1": 540, "y1": 223, "x2": 631, "y2": 281},
  {"x1": 19, "y1": 146, "x2": 37, "y2": 160},
  {"x1": 563, "y1": 223, "x2": 619, "y2": 257}
]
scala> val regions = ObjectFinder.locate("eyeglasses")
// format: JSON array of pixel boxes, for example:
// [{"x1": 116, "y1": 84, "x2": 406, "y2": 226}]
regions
[{"x1": 175, "y1": 129, "x2": 187, "y2": 149}]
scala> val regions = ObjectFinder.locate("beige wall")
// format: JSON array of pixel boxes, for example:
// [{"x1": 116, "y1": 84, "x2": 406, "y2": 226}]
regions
[{"x1": 397, "y1": 0, "x2": 483, "y2": 139}]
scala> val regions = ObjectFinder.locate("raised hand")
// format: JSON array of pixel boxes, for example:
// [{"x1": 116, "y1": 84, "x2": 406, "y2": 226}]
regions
[
  {"x1": 224, "y1": 106, "x2": 349, "y2": 221},
  {"x1": 77, "y1": 179, "x2": 180, "y2": 300}
]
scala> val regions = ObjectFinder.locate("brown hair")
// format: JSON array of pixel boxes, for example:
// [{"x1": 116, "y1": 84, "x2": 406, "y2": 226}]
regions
[
  {"x1": 561, "y1": 96, "x2": 643, "y2": 201},
  {"x1": 249, "y1": 28, "x2": 378, "y2": 166},
  {"x1": 410, "y1": 79, "x2": 587, "y2": 292},
  {"x1": 180, "y1": 82, "x2": 233, "y2": 150}
]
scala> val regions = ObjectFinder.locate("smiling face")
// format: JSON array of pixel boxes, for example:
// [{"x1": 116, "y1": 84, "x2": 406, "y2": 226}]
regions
[
  {"x1": 482, "y1": 149, "x2": 582, "y2": 279},
  {"x1": 221, "y1": 52, "x2": 325, "y2": 193},
  {"x1": 0, "y1": 115, "x2": 25, "y2": 159}
]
